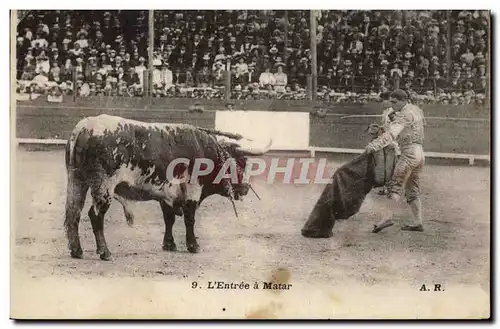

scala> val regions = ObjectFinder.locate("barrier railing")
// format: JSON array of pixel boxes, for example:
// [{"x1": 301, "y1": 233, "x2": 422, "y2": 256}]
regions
[{"x1": 15, "y1": 137, "x2": 490, "y2": 166}]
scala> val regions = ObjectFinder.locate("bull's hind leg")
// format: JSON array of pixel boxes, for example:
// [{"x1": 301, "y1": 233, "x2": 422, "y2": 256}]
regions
[
  {"x1": 160, "y1": 201, "x2": 177, "y2": 251},
  {"x1": 64, "y1": 173, "x2": 89, "y2": 259},
  {"x1": 184, "y1": 201, "x2": 200, "y2": 253},
  {"x1": 89, "y1": 184, "x2": 113, "y2": 261}
]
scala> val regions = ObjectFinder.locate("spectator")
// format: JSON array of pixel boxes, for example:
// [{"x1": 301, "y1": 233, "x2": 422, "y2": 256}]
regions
[
  {"x1": 433, "y1": 71, "x2": 446, "y2": 91},
  {"x1": 124, "y1": 67, "x2": 140, "y2": 92},
  {"x1": 234, "y1": 54, "x2": 249, "y2": 84},
  {"x1": 35, "y1": 53, "x2": 50, "y2": 75},
  {"x1": 390, "y1": 62, "x2": 403, "y2": 89},
  {"x1": 213, "y1": 61, "x2": 226, "y2": 86},
  {"x1": 14, "y1": 10, "x2": 489, "y2": 103},
  {"x1": 259, "y1": 66, "x2": 276, "y2": 90},
  {"x1": 134, "y1": 57, "x2": 147, "y2": 87},
  {"x1": 247, "y1": 64, "x2": 259, "y2": 84},
  {"x1": 49, "y1": 61, "x2": 61, "y2": 82},
  {"x1": 273, "y1": 62, "x2": 287, "y2": 93},
  {"x1": 196, "y1": 61, "x2": 212, "y2": 87},
  {"x1": 160, "y1": 63, "x2": 174, "y2": 91}
]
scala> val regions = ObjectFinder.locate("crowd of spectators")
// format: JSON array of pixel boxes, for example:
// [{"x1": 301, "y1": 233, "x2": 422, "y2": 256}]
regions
[{"x1": 16, "y1": 10, "x2": 489, "y2": 105}]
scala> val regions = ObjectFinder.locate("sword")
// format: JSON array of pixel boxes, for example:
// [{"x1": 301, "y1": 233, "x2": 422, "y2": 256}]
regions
[
  {"x1": 230, "y1": 199, "x2": 239, "y2": 219},
  {"x1": 249, "y1": 184, "x2": 261, "y2": 200}
]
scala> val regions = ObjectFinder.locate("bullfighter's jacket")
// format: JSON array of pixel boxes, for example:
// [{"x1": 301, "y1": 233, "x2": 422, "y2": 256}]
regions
[{"x1": 367, "y1": 103, "x2": 425, "y2": 153}]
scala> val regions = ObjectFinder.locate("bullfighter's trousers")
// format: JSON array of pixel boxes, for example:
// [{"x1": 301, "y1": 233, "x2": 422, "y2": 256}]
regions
[{"x1": 386, "y1": 143, "x2": 425, "y2": 204}]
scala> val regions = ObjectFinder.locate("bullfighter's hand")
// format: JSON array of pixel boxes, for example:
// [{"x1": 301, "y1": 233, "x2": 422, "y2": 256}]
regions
[{"x1": 365, "y1": 144, "x2": 377, "y2": 154}]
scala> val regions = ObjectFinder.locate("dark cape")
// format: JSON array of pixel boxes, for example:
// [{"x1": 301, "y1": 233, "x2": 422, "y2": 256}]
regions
[{"x1": 301, "y1": 135, "x2": 397, "y2": 238}]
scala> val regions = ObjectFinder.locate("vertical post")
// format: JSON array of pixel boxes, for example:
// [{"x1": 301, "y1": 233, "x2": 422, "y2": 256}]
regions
[
  {"x1": 72, "y1": 66, "x2": 77, "y2": 102},
  {"x1": 143, "y1": 70, "x2": 149, "y2": 98},
  {"x1": 306, "y1": 75, "x2": 312, "y2": 100},
  {"x1": 225, "y1": 70, "x2": 231, "y2": 100},
  {"x1": 446, "y1": 10, "x2": 452, "y2": 84},
  {"x1": 486, "y1": 11, "x2": 490, "y2": 105},
  {"x1": 147, "y1": 9, "x2": 154, "y2": 98},
  {"x1": 283, "y1": 10, "x2": 289, "y2": 64},
  {"x1": 309, "y1": 10, "x2": 317, "y2": 101}
]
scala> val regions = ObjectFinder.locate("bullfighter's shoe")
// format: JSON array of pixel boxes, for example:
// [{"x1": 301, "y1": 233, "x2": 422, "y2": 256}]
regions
[
  {"x1": 372, "y1": 219, "x2": 394, "y2": 233},
  {"x1": 401, "y1": 224, "x2": 424, "y2": 232}
]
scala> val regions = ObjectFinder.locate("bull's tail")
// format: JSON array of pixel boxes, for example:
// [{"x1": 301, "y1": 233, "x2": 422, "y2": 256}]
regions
[
  {"x1": 66, "y1": 118, "x2": 89, "y2": 170},
  {"x1": 66, "y1": 127, "x2": 80, "y2": 169}
]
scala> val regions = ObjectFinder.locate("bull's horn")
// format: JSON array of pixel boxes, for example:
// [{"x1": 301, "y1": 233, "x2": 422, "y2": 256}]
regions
[{"x1": 236, "y1": 138, "x2": 273, "y2": 156}]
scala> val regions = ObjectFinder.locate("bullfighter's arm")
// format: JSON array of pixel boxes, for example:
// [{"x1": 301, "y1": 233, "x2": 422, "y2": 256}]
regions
[
  {"x1": 381, "y1": 107, "x2": 395, "y2": 126},
  {"x1": 366, "y1": 109, "x2": 412, "y2": 153}
]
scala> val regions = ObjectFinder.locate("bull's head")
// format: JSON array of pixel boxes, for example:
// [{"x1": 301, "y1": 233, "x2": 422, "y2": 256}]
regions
[
  {"x1": 219, "y1": 135, "x2": 273, "y2": 200},
  {"x1": 199, "y1": 128, "x2": 273, "y2": 205}
]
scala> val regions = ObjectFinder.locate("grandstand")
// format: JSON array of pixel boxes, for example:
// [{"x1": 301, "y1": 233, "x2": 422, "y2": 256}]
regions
[{"x1": 15, "y1": 10, "x2": 489, "y2": 105}]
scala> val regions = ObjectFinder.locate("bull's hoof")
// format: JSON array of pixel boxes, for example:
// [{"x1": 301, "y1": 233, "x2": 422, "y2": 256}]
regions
[
  {"x1": 70, "y1": 248, "x2": 83, "y2": 259},
  {"x1": 97, "y1": 247, "x2": 113, "y2": 261},
  {"x1": 187, "y1": 243, "x2": 200, "y2": 253},
  {"x1": 301, "y1": 229, "x2": 333, "y2": 238},
  {"x1": 162, "y1": 242, "x2": 177, "y2": 252},
  {"x1": 99, "y1": 251, "x2": 113, "y2": 261}
]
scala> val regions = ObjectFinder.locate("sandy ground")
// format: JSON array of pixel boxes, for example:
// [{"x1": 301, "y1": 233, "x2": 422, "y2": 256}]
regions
[{"x1": 10, "y1": 149, "x2": 491, "y2": 319}]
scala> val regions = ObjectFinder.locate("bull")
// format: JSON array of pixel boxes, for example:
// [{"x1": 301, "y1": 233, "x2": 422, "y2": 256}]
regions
[
  {"x1": 301, "y1": 123, "x2": 398, "y2": 238},
  {"x1": 64, "y1": 114, "x2": 272, "y2": 260}
]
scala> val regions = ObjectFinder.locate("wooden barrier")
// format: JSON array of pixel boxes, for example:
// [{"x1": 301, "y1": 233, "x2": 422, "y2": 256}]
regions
[
  {"x1": 14, "y1": 98, "x2": 490, "y2": 163},
  {"x1": 16, "y1": 138, "x2": 490, "y2": 166}
]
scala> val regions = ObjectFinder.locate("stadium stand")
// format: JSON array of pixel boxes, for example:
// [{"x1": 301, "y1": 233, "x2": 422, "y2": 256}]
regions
[{"x1": 16, "y1": 10, "x2": 489, "y2": 105}]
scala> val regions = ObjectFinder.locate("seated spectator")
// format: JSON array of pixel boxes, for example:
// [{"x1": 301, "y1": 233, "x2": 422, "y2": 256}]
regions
[
  {"x1": 152, "y1": 64, "x2": 163, "y2": 95},
  {"x1": 247, "y1": 64, "x2": 259, "y2": 84},
  {"x1": 116, "y1": 66, "x2": 126, "y2": 84},
  {"x1": 32, "y1": 71, "x2": 49, "y2": 89},
  {"x1": 196, "y1": 62, "x2": 213, "y2": 87},
  {"x1": 273, "y1": 62, "x2": 287, "y2": 93},
  {"x1": 14, "y1": 9, "x2": 489, "y2": 103},
  {"x1": 234, "y1": 54, "x2": 249, "y2": 84},
  {"x1": 135, "y1": 57, "x2": 147, "y2": 88},
  {"x1": 390, "y1": 62, "x2": 403, "y2": 89},
  {"x1": 259, "y1": 66, "x2": 276, "y2": 90},
  {"x1": 162, "y1": 63, "x2": 174, "y2": 90},
  {"x1": 124, "y1": 67, "x2": 141, "y2": 93},
  {"x1": 433, "y1": 71, "x2": 446, "y2": 91},
  {"x1": 49, "y1": 62, "x2": 61, "y2": 83},
  {"x1": 213, "y1": 61, "x2": 226, "y2": 86},
  {"x1": 35, "y1": 53, "x2": 50, "y2": 75},
  {"x1": 475, "y1": 75, "x2": 487, "y2": 94}
]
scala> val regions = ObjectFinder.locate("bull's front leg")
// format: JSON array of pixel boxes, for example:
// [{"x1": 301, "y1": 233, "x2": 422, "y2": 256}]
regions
[
  {"x1": 160, "y1": 200, "x2": 177, "y2": 251},
  {"x1": 184, "y1": 200, "x2": 200, "y2": 253}
]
